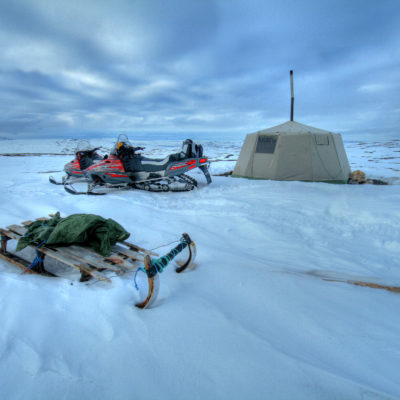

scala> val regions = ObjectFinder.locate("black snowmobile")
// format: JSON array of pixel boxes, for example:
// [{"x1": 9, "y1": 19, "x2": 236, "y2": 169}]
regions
[{"x1": 64, "y1": 135, "x2": 212, "y2": 195}]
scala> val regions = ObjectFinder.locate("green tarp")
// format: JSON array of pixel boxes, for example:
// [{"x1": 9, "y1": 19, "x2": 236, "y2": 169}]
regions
[{"x1": 16, "y1": 212, "x2": 130, "y2": 256}]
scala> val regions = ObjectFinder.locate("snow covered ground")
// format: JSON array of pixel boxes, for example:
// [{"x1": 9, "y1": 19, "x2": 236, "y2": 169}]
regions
[{"x1": 0, "y1": 136, "x2": 399, "y2": 400}]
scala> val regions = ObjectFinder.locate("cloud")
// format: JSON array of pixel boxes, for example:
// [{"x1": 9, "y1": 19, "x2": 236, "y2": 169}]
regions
[
  {"x1": 358, "y1": 84, "x2": 389, "y2": 93},
  {"x1": 0, "y1": 0, "x2": 399, "y2": 138}
]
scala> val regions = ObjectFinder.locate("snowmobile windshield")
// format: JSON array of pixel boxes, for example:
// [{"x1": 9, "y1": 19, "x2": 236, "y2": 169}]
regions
[
  {"x1": 111, "y1": 134, "x2": 133, "y2": 155},
  {"x1": 75, "y1": 140, "x2": 92, "y2": 152}
]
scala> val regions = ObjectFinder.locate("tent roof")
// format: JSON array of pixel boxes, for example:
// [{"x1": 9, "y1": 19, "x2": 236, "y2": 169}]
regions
[{"x1": 250, "y1": 120, "x2": 335, "y2": 136}]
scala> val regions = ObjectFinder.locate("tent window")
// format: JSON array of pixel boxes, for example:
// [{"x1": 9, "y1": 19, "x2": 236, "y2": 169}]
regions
[
  {"x1": 255, "y1": 135, "x2": 277, "y2": 153},
  {"x1": 315, "y1": 135, "x2": 329, "y2": 145}
]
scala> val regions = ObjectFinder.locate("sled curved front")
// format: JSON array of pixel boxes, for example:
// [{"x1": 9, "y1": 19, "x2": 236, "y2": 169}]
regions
[
  {"x1": 175, "y1": 235, "x2": 197, "y2": 273},
  {"x1": 135, "y1": 255, "x2": 160, "y2": 309},
  {"x1": 135, "y1": 234, "x2": 196, "y2": 309}
]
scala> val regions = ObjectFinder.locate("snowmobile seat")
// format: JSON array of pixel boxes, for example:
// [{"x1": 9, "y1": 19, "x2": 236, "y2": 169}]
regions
[
  {"x1": 137, "y1": 141, "x2": 202, "y2": 172},
  {"x1": 118, "y1": 155, "x2": 170, "y2": 173},
  {"x1": 118, "y1": 139, "x2": 202, "y2": 173},
  {"x1": 141, "y1": 155, "x2": 176, "y2": 172},
  {"x1": 76, "y1": 149, "x2": 101, "y2": 170}
]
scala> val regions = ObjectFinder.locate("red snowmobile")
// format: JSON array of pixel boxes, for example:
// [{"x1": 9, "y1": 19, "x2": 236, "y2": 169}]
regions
[
  {"x1": 49, "y1": 140, "x2": 103, "y2": 186},
  {"x1": 63, "y1": 135, "x2": 212, "y2": 195}
]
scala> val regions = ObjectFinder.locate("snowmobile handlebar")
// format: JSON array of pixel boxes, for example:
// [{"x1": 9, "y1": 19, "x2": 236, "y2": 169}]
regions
[{"x1": 75, "y1": 149, "x2": 100, "y2": 160}]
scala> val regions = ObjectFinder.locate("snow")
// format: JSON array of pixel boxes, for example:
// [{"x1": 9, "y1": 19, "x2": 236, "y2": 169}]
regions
[{"x1": 0, "y1": 136, "x2": 400, "y2": 400}]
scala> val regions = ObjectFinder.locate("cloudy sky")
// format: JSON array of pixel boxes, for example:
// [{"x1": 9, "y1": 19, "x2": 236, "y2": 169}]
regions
[{"x1": 0, "y1": 0, "x2": 399, "y2": 139}]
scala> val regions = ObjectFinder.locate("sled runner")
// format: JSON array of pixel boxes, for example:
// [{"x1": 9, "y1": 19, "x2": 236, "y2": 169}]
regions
[{"x1": 0, "y1": 216, "x2": 196, "y2": 308}]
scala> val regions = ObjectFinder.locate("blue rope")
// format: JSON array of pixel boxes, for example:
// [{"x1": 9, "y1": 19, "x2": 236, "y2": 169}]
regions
[
  {"x1": 133, "y1": 237, "x2": 189, "y2": 289},
  {"x1": 28, "y1": 240, "x2": 47, "y2": 269},
  {"x1": 152, "y1": 238, "x2": 189, "y2": 273},
  {"x1": 152, "y1": 258, "x2": 167, "y2": 273}
]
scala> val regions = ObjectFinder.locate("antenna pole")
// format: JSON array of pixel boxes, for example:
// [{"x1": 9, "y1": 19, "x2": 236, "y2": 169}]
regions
[{"x1": 290, "y1": 70, "x2": 294, "y2": 121}]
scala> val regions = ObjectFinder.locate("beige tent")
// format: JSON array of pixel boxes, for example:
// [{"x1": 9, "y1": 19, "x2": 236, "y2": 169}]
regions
[{"x1": 232, "y1": 120, "x2": 351, "y2": 183}]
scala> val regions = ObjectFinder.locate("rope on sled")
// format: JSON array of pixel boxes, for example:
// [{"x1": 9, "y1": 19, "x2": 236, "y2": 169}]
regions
[
  {"x1": 151, "y1": 237, "x2": 188, "y2": 273},
  {"x1": 149, "y1": 239, "x2": 179, "y2": 252},
  {"x1": 25, "y1": 240, "x2": 47, "y2": 271}
]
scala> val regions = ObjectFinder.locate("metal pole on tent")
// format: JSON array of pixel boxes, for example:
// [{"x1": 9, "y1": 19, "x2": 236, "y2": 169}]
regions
[{"x1": 290, "y1": 70, "x2": 294, "y2": 121}]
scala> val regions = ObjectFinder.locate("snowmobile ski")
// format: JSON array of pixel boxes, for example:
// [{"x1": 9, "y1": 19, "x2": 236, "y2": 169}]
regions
[
  {"x1": 64, "y1": 184, "x2": 108, "y2": 195},
  {"x1": 49, "y1": 175, "x2": 89, "y2": 186},
  {"x1": 49, "y1": 176, "x2": 65, "y2": 185}
]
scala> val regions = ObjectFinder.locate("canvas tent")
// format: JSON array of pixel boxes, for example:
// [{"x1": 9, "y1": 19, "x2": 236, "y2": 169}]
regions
[{"x1": 232, "y1": 120, "x2": 351, "y2": 183}]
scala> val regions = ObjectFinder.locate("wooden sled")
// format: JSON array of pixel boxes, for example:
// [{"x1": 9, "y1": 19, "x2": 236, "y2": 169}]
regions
[{"x1": 0, "y1": 217, "x2": 197, "y2": 309}]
